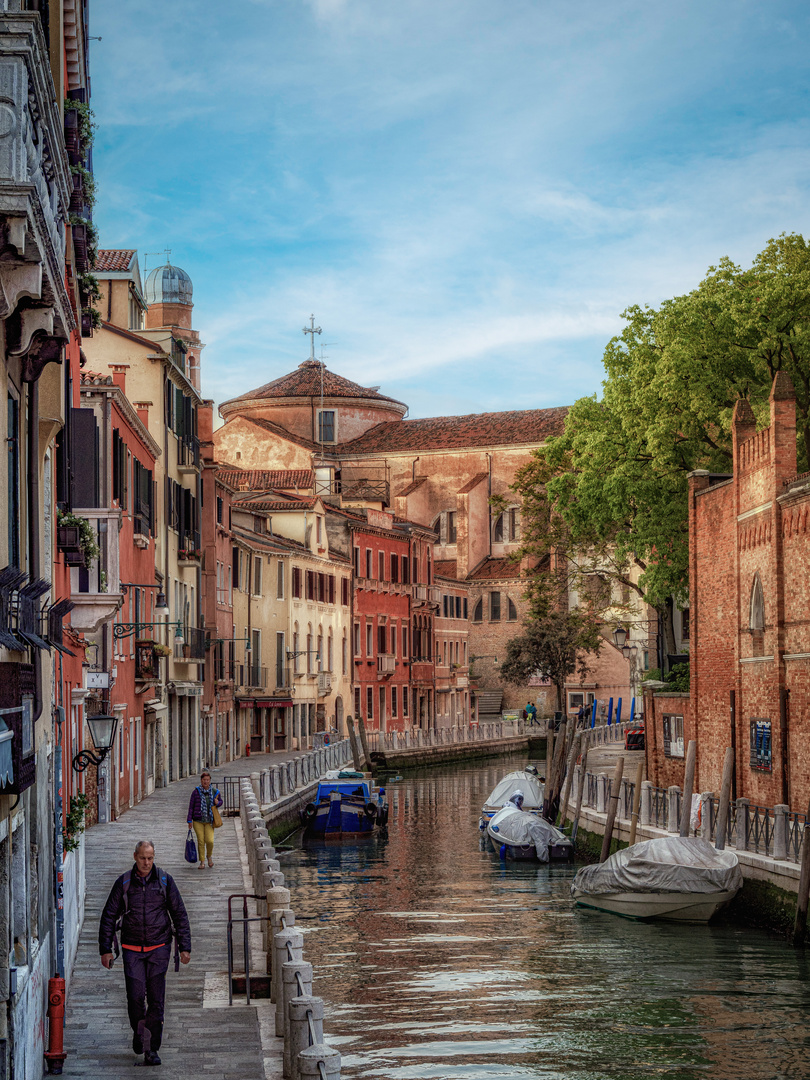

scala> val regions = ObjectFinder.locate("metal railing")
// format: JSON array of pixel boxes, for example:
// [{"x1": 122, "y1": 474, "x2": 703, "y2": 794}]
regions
[{"x1": 649, "y1": 786, "x2": 669, "y2": 830}]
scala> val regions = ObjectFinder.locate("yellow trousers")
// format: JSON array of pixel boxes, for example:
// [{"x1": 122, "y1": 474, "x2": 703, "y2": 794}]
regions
[{"x1": 192, "y1": 820, "x2": 215, "y2": 862}]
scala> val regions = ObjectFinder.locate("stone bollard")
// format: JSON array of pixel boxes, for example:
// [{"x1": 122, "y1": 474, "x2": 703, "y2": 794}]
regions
[
  {"x1": 640, "y1": 781, "x2": 652, "y2": 826},
  {"x1": 270, "y1": 907, "x2": 295, "y2": 963},
  {"x1": 251, "y1": 772, "x2": 261, "y2": 802},
  {"x1": 700, "y1": 793, "x2": 714, "y2": 841},
  {"x1": 773, "y1": 804, "x2": 789, "y2": 860},
  {"x1": 282, "y1": 961, "x2": 314, "y2": 1078},
  {"x1": 289, "y1": 995, "x2": 324, "y2": 1080},
  {"x1": 596, "y1": 774, "x2": 608, "y2": 814},
  {"x1": 273, "y1": 929, "x2": 303, "y2": 1032},
  {"x1": 667, "y1": 787, "x2": 681, "y2": 833},
  {"x1": 297, "y1": 1044, "x2": 341, "y2": 1080},
  {"x1": 736, "y1": 798, "x2": 750, "y2": 851}
]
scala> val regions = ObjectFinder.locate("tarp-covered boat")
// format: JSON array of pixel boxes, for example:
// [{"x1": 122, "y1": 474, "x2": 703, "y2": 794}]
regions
[
  {"x1": 301, "y1": 769, "x2": 389, "y2": 838},
  {"x1": 479, "y1": 769, "x2": 545, "y2": 828},
  {"x1": 486, "y1": 804, "x2": 574, "y2": 862},
  {"x1": 571, "y1": 836, "x2": 742, "y2": 922}
]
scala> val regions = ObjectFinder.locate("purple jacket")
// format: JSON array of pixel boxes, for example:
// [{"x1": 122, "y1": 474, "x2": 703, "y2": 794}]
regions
[{"x1": 187, "y1": 784, "x2": 223, "y2": 824}]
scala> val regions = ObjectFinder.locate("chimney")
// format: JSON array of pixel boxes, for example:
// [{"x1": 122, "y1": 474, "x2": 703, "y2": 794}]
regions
[
  {"x1": 110, "y1": 364, "x2": 129, "y2": 394},
  {"x1": 134, "y1": 401, "x2": 151, "y2": 427}
]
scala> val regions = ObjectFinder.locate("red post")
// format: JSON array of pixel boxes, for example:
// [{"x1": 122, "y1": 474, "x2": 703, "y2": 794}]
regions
[{"x1": 44, "y1": 976, "x2": 67, "y2": 1073}]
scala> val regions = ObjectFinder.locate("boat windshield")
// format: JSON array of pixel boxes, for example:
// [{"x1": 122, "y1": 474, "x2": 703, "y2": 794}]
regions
[{"x1": 316, "y1": 781, "x2": 370, "y2": 800}]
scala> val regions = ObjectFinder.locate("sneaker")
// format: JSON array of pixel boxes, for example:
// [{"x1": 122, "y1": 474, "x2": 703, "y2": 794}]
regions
[{"x1": 143, "y1": 1051, "x2": 161, "y2": 1066}]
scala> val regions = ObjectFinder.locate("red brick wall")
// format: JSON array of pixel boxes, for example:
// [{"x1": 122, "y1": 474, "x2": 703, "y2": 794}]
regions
[{"x1": 644, "y1": 691, "x2": 693, "y2": 790}]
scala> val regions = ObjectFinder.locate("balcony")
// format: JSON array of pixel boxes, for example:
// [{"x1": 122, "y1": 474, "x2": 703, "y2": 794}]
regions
[
  {"x1": 236, "y1": 664, "x2": 268, "y2": 690},
  {"x1": 69, "y1": 509, "x2": 124, "y2": 633},
  {"x1": 177, "y1": 435, "x2": 200, "y2": 474},
  {"x1": 0, "y1": 14, "x2": 75, "y2": 372},
  {"x1": 377, "y1": 655, "x2": 396, "y2": 675},
  {"x1": 135, "y1": 641, "x2": 164, "y2": 682},
  {"x1": 317, "y1": 672, "x2": 332, "y2": 695},
  {"x1": 174, "y1": 626, "x2": 206, "y2": 662},
  {"x1": 341, "y1": 479, "x2": 389, "y2": 505}
]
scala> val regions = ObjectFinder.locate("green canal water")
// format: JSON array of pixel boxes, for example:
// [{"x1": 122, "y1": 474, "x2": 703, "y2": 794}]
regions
[{"x1": 281, "y1": 755, "x2": 810, "y2": 1080}]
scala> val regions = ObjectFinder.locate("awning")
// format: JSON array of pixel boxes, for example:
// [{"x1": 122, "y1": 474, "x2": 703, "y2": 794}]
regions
[
  {"x1": 256, "y1": 699, "x2": 293, "y2": 708},
  {"x1": 0, "y1": 721, "x2": 13, "y2": 788},
  {"x1": 143, "y1": 698, "x2": 168, "y2": 719},
  {"x1": 238, "y1": 699, "x2": 255, "y2": 709},
  {"x1": 168, "y1": 682, "x2": 203, "y2": 697}
]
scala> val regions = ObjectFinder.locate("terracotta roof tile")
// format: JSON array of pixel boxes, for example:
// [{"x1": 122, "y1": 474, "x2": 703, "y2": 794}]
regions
[
  {"x1": 457, "y1": 472, "x2": 488, "y2": 494},
  {"x1": 468, "y1": 557, "x2": 523, "y2": 580},
  {"x1": 222, "y1": 361, "x2": 406, "y2": 409},
  {"x1": 95, "y1": 249, "x2": 137, "y2": 272},
  {"x1": 434, "y1": 559, "x2": 458, "y2": 579},
  {"x1": 233, "y1": 491, "x2": 319, "y2": 512},
  {"x1": 341, "y1": 407, "x2": 568, "y2": 454},
  {"x1": 217, "y1": 468, "x2": 314, "y2": 492}
]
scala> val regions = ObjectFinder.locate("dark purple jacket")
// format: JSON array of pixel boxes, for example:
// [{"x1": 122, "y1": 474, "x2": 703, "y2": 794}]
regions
[
  {"x1": 98, "y1": 864, "x2": 191, "y2": 954},
  {"x1": 187, "y1": 784, "x2": 223, "y2": 824}
]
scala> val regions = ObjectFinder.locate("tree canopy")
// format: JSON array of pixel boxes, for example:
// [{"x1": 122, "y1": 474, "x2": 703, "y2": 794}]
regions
[{"x1": 513, "y1": 233, "x2": 810, "y2": 609}]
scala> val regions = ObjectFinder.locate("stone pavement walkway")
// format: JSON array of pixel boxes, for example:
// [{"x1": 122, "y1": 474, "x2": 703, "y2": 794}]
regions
[{"x1": 62, "y1": 751, "x2": 294, "y2": 1079}]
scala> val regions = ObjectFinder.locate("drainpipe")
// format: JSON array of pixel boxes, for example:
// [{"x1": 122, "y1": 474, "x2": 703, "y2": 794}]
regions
[
  {"x1": 485, "y1": 453, "x2": 492, "y2": 557},
  {"x1": 412, "y1": 456, "x2": 419, "y2": 482},
  {"x1": 27, "y1": 379, "x2": 43, "y2": 723},
  {"x1": 780, "y1": 688, "x2": 789, "y2": 806}
]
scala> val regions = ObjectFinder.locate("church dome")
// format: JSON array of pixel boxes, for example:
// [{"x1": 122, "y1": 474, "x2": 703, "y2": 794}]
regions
[{"x1": 145, "y1": 264, "x2": 193, "y2": 306}]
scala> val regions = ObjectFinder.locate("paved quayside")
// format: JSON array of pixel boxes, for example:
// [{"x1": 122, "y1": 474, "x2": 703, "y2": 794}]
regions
[{"x1": 62, "y1": 752, "x2": 296, "y2": 1080}]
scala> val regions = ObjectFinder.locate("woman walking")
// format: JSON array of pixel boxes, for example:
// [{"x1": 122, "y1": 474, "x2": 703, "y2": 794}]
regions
[{"x1": 187, "y1": 771, "x2": 223, "y2": 868}]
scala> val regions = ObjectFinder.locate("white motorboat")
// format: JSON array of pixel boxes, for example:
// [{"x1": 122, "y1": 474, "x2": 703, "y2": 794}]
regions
[
  {"x1": 486, "y1": 803, "x2": 574, "y2": 862},
  {"x1": 571, "y1": 836, "x2": 743, "y2": 923},
  {"x1": 479, "y1": 769, "x2": 545, "y2": 829}
]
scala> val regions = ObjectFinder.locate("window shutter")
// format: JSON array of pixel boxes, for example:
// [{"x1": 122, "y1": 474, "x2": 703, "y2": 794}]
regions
[{"x1": 439, "y1": 512, "x2": 448, "y2": 545}]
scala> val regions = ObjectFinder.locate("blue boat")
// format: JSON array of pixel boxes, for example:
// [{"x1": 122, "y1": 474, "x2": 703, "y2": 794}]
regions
[{"x1": 301, "y1": 770, "x2": 389, "y2": 838}]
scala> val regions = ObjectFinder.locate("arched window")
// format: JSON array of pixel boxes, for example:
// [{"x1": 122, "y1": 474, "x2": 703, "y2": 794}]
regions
[
  {"x1": 493, "y1": 506, "x2": 521, "y2": 543},
  {"x1": 749, "y1": 574, "x2": 765, "y2": 657},
  {"x1": 507, "y1": 597, "x2": 518, "y2": 621},
  {"x1": 472, "y1": 599, "x2": 483, "y2": 622}
]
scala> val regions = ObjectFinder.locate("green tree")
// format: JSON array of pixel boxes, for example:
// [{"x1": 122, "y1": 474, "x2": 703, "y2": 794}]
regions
[
  {"x1": 514, "y1": 233, "x2": 810, "y2": 611},
  {"x1": 499, "y1": 577, "x2": 603, "y2": 712}
]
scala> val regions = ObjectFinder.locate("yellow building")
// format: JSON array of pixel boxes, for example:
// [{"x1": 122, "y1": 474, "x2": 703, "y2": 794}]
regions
[
  {"x1": 229, "y1": 491, "x2": 352, "y2": 751},
  {"x1": 86, "y1": 254, "x2": 208, "y2": 782}
]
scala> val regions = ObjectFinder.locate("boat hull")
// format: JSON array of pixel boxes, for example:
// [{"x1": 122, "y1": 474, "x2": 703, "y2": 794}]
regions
[
  {"x1": 571, "y1": 887, "x2": 738, "y2": 923},
  {"x1": 303, "y1": 799, "x2": 378, "y2": 838}
]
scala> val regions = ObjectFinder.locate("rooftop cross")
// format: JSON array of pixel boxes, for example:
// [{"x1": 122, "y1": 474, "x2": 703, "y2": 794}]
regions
[{"x1": 302, "y1": 314, "x2": 322, "y2": 361}]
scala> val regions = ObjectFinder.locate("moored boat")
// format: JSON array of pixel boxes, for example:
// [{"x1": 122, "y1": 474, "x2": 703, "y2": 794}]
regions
[
  {"x1": 486, "y1": 803, "x2": 574, "y2": 862},
  {"x1": 479, "y1": 768, "x2": 545, "y2": 829},
  {"x1": 301, "y1": 769, "x2": 389, "y2": 838},
  {"x1": 570, "y1": 836, "x2": 742, "y2": 923}
]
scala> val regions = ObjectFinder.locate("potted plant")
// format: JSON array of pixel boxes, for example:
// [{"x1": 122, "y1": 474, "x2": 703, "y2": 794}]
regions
[
  {"x1": 152, "y1": 642, "x2": 172, "y2": 658},
  {"x1": 56, "y1": 509, "x2": 100, "y2": 569}
]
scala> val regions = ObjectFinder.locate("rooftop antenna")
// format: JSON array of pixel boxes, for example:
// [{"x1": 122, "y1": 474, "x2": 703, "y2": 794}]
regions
[{"x1": 143, "y1": 249, "x2": 172, "y2": 276}]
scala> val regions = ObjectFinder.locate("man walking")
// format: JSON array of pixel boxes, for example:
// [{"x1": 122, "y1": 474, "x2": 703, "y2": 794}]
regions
[{"x1": 99, "y1": 840, "x2": 191, "y2": 1066}]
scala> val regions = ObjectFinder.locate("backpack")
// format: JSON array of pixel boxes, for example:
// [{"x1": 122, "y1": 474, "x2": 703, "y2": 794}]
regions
[{"x1": 112, "y1": 867, "x2": 180, "y2": 971}]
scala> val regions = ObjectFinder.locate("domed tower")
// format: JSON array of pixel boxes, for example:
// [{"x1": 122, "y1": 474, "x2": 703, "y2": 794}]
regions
[{"x1": 145, "y1": 261, "x2": 203, "y2": 391}]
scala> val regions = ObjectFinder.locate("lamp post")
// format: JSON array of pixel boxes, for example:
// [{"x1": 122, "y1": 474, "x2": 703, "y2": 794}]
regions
[{"x1": 72, "y1": 713, "x2": 119, "y2": 773}]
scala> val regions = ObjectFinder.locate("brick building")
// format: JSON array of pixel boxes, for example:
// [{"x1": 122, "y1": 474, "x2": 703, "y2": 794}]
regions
[
  {"x1": 649, "y1": 373, "x2": 810, "y2": 813},
  {"x1": 214, "y1": 353, "x2": 635, "y2": 720}
]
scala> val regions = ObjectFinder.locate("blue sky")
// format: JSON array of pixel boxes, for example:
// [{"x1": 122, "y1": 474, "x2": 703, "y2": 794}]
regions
[{"x1": 92, "y1": 0, "x2": 810, "y2": 421}]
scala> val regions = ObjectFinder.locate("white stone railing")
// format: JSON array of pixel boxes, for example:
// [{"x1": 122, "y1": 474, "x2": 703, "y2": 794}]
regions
[{"x1": 364, "y1": 718, "x2": 524, "y2": 753}]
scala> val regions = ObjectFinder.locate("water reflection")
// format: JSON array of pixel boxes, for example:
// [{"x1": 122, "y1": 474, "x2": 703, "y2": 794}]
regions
[{"x1": 281, "y1": 756, "x2": 810, "y2": 1080}]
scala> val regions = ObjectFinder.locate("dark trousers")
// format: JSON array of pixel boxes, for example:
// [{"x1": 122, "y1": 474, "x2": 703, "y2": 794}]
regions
[{"x1": 122, "y1": 944, "x2": 170, "y2": 1052}]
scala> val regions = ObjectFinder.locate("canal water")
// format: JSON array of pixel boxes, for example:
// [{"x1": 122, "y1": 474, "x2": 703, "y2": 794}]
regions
[{"x1": 281, "y1": 755, "x2": 810, "y2": 1080}]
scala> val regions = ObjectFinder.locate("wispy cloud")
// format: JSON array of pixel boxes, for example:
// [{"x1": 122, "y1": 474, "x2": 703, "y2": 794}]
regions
[{"x1": 91, "y1": 0, "x2": 810, "y2": 419}]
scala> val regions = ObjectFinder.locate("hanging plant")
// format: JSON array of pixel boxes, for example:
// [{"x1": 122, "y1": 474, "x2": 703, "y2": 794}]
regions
[
  {"x1": 70, "y1": 163, "x2": 96, "y2": 209},
  {"x1": 64, "y1": 98, "x2": 96, "y2": 152},
  {"x1": 63, "y1": 792, "x2": 89, "y2": 853},
  {"x1": 78, "y1": 271, "x2": 101, "y2": 301},
  {"x1": 56, "y1": 509, "x2": 100, "y2": 567}
]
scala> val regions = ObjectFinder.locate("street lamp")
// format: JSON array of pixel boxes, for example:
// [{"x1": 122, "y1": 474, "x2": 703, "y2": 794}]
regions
[
  {"x1": 72, "y1": 714, "x2": 119, "y2": 772},
  {"x1": 613, "y1": 625, "x2": 628, "y2": 649}
]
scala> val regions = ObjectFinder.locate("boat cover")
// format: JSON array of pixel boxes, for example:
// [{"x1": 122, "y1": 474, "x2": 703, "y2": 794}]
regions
[
  {"x1": 571, "y1": 837, "x2": 743, "y2": 896},
  {"x1": 488, "y1": 805, "x2": 563, "y2": 862},
  {"x1": 483, "y1": 771, "x2": 545, "y2": 810}
]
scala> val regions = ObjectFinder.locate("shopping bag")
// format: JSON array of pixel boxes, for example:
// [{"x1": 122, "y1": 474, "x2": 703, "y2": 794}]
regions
[
  {"x1": 212, "y1": 804, "x2": 223, "y2": 829},
  {"x1": 184, "y1": 829, "x2": 198, "y2": 864}
]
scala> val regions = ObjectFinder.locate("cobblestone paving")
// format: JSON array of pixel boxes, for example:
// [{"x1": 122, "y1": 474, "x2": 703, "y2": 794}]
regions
[{"x1": 62, "y1": 751, "x2": 299, "y2": 1078}]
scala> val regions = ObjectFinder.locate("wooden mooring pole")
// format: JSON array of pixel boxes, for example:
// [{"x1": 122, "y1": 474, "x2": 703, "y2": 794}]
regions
[
  {"x1": 356, "y1": 717, "x2": 372, "y2": 771},
  {"x1": 679, "y1": 740, "x2": 697, "y2": 837},
  {"x1": 556, "y1": 733, "x2": 580, "y2": 829},
  {"x1": 545, "y1": 717, "x2": 567, "y2": 820},
  {"x1": 571, "y1": 735, "x2": 589, "y2": 843},
  {"x1": 793, "y1": 800, "x2": 810, "y2": 947},
  {"x1": 628, "y1": 760, "x2": 644, "y2": 847},
  {"x1": 346, "y1": 716, "x2": 362, "y2": 772},
  {"x1": 600, "y1": 757, "x2": 625, "y2": 863},
  {"x1": 714, "y1": 746, "x2": 735, "y2": 851}
]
